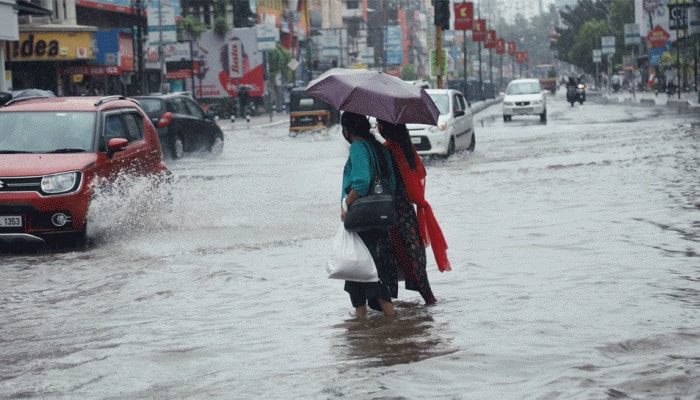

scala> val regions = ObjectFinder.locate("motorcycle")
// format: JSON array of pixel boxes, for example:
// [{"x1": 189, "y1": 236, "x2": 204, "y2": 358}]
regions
[{"x1": 566, "y1": 81, "x2": 586, "y2": 106}]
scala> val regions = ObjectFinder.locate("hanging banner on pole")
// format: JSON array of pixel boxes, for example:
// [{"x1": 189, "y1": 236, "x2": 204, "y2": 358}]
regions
[
  {"x1": 454, "y1": 2, "x2": 473, "y2": 31},
  {"x1": 472, "y1": 19, "x2": 485, "y2": 42},
  {"x1": 496, "y1": 38, "x2": 505, "y2": 55},
  {"x1": 484, "y1": 30, "x2": 496, "y2": 49},
  {"x1": 507, "y1": 41, "x2": 516, "y2": 56}
]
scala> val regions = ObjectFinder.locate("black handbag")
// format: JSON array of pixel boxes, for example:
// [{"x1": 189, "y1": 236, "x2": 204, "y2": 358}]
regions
[{"x1": 344, "y1": 142, "x2": 398, "y2": 232}]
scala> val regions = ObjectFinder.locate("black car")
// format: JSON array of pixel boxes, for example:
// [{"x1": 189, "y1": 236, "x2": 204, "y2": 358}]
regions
[{"x1": 134, "y1": 93, "x2": 224, "y2": 159}]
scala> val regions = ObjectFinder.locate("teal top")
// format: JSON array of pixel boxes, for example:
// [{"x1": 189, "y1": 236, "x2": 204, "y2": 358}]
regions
[{"x1": 341, "y1": 140, "x2": 395, "y2": 202}]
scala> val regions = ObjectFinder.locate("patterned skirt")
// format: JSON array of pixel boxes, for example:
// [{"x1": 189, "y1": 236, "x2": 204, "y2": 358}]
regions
[{"x1": 390, "y1": 194, "x2": 437, "y2": 304}]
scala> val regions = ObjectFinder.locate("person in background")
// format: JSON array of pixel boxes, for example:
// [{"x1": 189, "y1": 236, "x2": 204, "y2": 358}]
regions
[
  {"x1": 376, "y1": 119, "x2": 452, "y2": 305},
  {"x1": 340, "y1": 112, "x2": 398, "y2": 317}
]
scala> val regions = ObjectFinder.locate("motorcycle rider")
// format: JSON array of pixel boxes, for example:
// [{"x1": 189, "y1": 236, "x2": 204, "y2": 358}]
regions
[{"x1": 566, "y1": 75, "x2": 585, "y2": 105}]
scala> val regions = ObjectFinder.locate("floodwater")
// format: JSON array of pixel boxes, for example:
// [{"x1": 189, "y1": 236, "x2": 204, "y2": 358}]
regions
[{"x1": 1, "y1": 93, "x2": 699, "y2": 399}]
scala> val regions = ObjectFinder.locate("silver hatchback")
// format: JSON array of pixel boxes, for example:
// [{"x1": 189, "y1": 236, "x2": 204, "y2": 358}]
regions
[
  {"x1": 502, "y1": 78, "x2": 547, "y2": 123},
  {"x1": 407, "y1": 89, "x2": 475, "y2": 157}
]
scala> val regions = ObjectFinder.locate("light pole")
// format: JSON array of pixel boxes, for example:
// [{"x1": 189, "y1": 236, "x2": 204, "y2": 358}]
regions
[{"x1": 158, "y1": 0, "x2": 166, "y2": 93}]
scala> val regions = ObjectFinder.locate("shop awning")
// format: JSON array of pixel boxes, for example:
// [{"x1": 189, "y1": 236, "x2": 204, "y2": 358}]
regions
[{"x1": 15, "y1": 0, "x2": 53, "y2": 16}]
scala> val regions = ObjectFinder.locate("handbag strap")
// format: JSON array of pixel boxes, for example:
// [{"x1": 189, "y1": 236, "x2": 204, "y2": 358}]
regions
[{"x1": 358, "y1": 140, "x2": 382, "y2": 182}]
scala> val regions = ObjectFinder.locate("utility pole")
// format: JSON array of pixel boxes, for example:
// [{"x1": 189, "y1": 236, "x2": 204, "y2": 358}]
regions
[
  {"x1": 158, "y1": 0, "x2": 166, "y2": 93},
  {"x1": 434, "y1": 0, "x2": 450, "y2": 88},
  {"x1": 437, "y1": 26, "x2": 444, "y2": 88}
]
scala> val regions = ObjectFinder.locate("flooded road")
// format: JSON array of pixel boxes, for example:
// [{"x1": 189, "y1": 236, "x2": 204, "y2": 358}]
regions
[{"x1": 2, "y1": 94, "x2": 699, "y2": 399}]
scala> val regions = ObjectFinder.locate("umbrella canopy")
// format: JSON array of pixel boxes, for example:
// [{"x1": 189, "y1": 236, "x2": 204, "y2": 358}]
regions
[{"x1": 304, "y1": 68, "x2": 440, "y2": 126}]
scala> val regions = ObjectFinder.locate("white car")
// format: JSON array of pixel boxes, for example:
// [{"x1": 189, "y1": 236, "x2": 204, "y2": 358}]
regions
[
  {"x1": 407, "y1": 89, "x2": 475, "y2": 157},
  {"x1": 502, "y1": 78, "x2": 547, "y2": 123}
]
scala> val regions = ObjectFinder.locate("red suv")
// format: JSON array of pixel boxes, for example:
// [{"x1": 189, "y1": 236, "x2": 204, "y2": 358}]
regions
[{"x1": 0, "y1": 93, "x2": 170, "y2": 245}]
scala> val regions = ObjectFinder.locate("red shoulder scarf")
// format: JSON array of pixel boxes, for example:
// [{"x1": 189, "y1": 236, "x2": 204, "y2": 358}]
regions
[{"x1": 385, "y1": 142, "x2": 452, "y2": 272}]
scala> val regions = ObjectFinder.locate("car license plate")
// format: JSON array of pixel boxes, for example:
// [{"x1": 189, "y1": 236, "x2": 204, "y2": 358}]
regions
[
  {"x1": 411, "y1": 137, "x2": 421, "y2": 144},
  {"x1": 0, "y1": 216, "x2": 22, "y2": 227}
]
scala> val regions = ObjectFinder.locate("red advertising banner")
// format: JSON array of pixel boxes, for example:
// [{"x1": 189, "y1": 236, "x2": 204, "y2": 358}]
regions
[
  {"x1": 507, "y1": 41, "x2": 517, "y2": 56},
  {"x1": 118, "y1": 32, "x2": 134, "y2": 71},
  {"x1": 484, "y1": 30, "x2": 496, "y2": 48},
  {"x1": 516, "y1": 51, "x2": 525, "y2": 64},
  {"x1": 496, "y1": 38, "x2": 505, "y2": 55},
  {"x1": 454, "y1": 2, "x2": 473, "y2": 31},
  {"x1": 473, "y1": 19, "x2": 486, "y2": 41}
]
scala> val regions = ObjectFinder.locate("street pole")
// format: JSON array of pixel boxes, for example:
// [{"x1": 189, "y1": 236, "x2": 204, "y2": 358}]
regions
[
  {"x1": 478, "y1": 42, "x2": 482, "y2": 99},
  {"x1": 158, "y1": 0, "x2": 166, "y2": 93},
  {"x1": 463, "y1": 30, "x2": 467, "y2": 82},
  {"x1": 437, "y1": 25, "x2": 444, "y2": 88}
]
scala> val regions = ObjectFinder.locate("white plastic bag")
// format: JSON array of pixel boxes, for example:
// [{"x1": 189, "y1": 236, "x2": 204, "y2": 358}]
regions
[{"x1": 326, "y1": 224, "x2": 378, "y2": 282}]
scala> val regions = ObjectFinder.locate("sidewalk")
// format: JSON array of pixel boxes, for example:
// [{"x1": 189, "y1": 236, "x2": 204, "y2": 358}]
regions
[
  {"x1": 216, "y1": 110, "x2": 289, "y2": 131},
  {"x1": 216, "y1": 96, "x2": 506, "y2": 131},
  {"x1": 596, "y1": 89, "x2": 699, "y2": 111}
]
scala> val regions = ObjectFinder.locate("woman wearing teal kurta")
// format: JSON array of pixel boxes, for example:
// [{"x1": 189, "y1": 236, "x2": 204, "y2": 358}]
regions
[{"x1": 340, "y1": 112, "x2": 398, "y2": 316}]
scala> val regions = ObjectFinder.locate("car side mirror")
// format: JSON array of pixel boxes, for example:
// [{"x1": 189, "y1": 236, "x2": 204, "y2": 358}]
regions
[
  {"x1": 106, "y1": 137, "x2": 128, "y2": 157},
  {"x1": 454, "y1": 110, "x2": 465, "y2": 117}
]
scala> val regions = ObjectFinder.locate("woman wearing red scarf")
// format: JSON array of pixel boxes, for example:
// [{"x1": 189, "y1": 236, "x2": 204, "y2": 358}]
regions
[{"x1": 376, "y1": 120, "x2": 452, "y2": 305}]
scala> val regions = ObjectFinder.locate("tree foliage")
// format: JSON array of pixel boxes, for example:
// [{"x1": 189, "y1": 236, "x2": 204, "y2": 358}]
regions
[
  {"x1": 552, "y1": 0, "x2": 634, "y2": 75},
  {"x1": 177, "y1": 15, "x2": 208, "y2": 41},
  {"x1": 213, "y1": 0, "x2": 229, "y2": 38},
  {"x1": 267, "y1": 44, "x2": 293, "y2": 83}
]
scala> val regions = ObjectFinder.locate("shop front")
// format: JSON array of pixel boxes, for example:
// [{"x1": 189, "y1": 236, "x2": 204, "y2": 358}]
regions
[
  {"x1": 4, "y1": 27, "x2": 97, "y2": 94},
  {"x1": 59, "y1": 30, "x2": 136, "y2": 95}
]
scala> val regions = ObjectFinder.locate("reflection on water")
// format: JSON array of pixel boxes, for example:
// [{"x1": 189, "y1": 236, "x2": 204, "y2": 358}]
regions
[{"x1": 332, "y1": 301, "x2": 457, "y2": 367}]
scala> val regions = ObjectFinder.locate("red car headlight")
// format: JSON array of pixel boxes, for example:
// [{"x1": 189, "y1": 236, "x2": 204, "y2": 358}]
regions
[{"x1": 41, "y1": 172, "x2": 80, "y2": 194}]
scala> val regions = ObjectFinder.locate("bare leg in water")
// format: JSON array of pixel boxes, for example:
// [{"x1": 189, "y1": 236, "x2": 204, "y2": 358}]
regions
[
  {"x1": 355, "y1": 302, "x2": 394, "y2": 316},
  {"x1": 379, "y1": 300, "x2": 395, "y2": 316}
]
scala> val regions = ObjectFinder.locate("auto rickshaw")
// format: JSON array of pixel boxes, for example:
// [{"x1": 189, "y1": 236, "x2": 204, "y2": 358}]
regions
[{"x1": 288, "y1": 87, "x2": 339, "y2": 137}]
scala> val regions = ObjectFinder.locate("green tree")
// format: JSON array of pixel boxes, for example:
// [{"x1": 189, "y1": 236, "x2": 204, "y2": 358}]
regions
[
  {"x1": 213, "y1": 0, "x2": 229, "y2": 38},
  {"x1": 568, "y1": 19, "x2": 607, "y2": 73},
  {"x1": 177, "y1": 15, "x2": 207, "y2": 41},
  {"x1": 267, "y1": 44, "x2": 293, "y2": 83},
  {"x1": 553, "y1": 0, "x2": 634, "y2": 75}
]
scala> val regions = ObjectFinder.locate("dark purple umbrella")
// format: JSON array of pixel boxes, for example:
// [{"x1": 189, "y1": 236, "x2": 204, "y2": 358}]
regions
[{"x1": 304, "y1": 68, "x2": 440, "y2": 126}]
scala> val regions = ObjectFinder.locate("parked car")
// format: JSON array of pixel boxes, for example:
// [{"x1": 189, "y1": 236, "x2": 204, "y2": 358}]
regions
[
  {"x1": 134, "y1": 93, "x2": 224, "y2": 159},
  {"x1": 0, "y1": 93, "x2": 171, "y2": 245},
  {"x1": 502, "y1": 78, "x2": 547, "y2": 123},
  {"x1": 407, "y1": 89, "x2": 475, "y2": 157}
]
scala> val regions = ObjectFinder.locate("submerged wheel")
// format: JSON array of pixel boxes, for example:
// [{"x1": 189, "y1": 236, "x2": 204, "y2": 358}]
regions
[
  {"x1": 209, "y1": 134, "x2": 224, "y2": 157},
  {"x1": 446, "y1": 137, "x2": 456, "y2": 156},
  {"x1": 540, "y1": 109, "x2": 547, "y2": 123},
  {"x1": 467, "y1": 133, "x2": 475, "y2": 152}
]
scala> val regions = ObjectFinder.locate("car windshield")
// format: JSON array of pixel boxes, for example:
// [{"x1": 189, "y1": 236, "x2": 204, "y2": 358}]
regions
[
  {"x1": 0, "y1": 111, "x2": 96, "y2": 153},
  {"x1": 138, "y1": 98, "x2": 164, "y2": 114},
  {"x1": 506, "y1": 82, "x2": 541, "y2": 95},
  {"x1": 428, "y1": 93, "x2": 449, "y2": 114}
]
